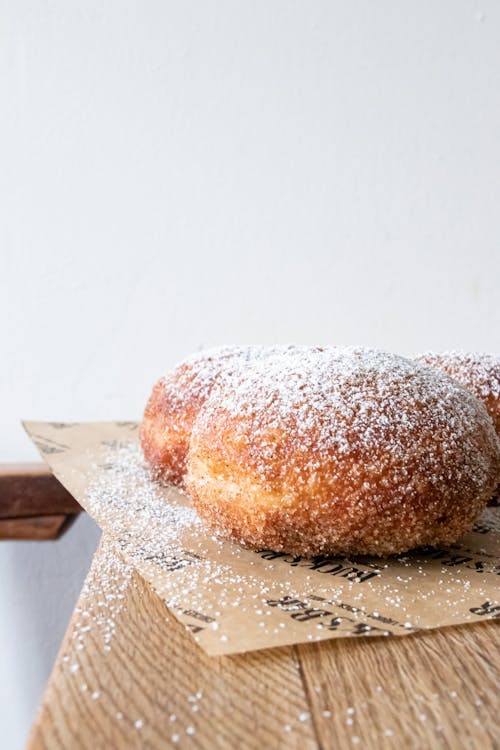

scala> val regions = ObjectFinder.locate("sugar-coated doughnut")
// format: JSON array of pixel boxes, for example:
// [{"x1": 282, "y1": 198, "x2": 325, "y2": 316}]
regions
[
  {"x1": 415, "y1": 352, "x2": 500, "y2": 436},
  {"x1": 184, "y1": 347, "x2": 499, "y2": 556},
  {"x1": 140, "y1": 346, "x2": 294, "y2": 486},
  {"x1": 139, "y1": 346, "x2": 256, "y2": 486}
]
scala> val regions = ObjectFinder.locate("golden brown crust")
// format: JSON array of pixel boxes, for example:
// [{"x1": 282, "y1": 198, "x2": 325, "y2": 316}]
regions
[
  {"x1": 416, "y1": 352, "x2": 500, "y2": 435},
  {"x1": 139, "y1": 346, "x2": 278, "y2": 486},
  {"x1": 139, "y1": 373, "x2": 197, "y2": 486},
  {"x1": 185, "y1": 348, "x2": 500, "y2": 556},
  {"x1": 186, "y1": 451, "x2": 494, "y2": 556}
]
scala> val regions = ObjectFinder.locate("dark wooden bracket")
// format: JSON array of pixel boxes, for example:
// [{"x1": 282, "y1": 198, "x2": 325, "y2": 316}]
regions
[{"x1": 0, "y1": 464, "x2": 82, "y2": 540}]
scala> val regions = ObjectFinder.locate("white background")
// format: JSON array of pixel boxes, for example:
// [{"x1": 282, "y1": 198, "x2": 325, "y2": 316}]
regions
[{"x1": 1, "y1": 1, "x2": 499, "y2": 747}]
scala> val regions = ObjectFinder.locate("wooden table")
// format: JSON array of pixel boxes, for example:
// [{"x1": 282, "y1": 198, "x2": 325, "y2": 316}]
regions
[
  {"x1": 2, "y1": 465, "x2": 498, "y2": 749},
  {"x1": 27, "y1": 543, "x2": 499, "y2": 749}
]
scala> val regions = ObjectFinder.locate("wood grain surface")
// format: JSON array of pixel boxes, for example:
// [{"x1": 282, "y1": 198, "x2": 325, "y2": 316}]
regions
[
  {"x1": 0, "y1": 513, "x2": 72, "y2": 540},
  {"x1": 0, "y1": 463, "x2": 81, "y2": 539},
  {"x1": 28, "y1": 537, "x2": 499, "y2": 750},
  {"x1": 0, "y1": 464, "x2": 81, "y2": 518}
]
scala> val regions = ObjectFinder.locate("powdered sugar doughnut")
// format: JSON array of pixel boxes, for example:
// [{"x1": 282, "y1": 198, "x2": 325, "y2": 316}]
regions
[
  {"x1": 140, "y1": 345, "x2": 305, "y2": 486},
  {"x1": 416, "y1": 352, "x2": 500, "y2": 435},
  {"x1": 139, "y1": 347, "x2": 257, "y2": 486},
  {"x1": 185, "y1": 347, "x2": 499, "y2": 556}
]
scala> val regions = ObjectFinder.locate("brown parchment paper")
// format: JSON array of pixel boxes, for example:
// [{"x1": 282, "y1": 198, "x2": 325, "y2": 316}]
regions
[{"x1": 24, "y1": 421, "x2": 500, "y2": 656}]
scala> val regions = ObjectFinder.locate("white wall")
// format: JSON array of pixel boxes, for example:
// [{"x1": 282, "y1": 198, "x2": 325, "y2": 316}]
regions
[
  {"x1": 1, "y1": 1, "x2": 499, "y2": 747},
  {"x1": 0, "y1": 515, "x2": 101, "y2": 750}
]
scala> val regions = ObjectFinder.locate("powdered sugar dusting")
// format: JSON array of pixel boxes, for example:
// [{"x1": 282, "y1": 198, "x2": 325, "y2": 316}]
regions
[
  {"x1": 74, "y1": 541, "x2": 134, "y2": 653},
  {"x1": 187, "y1": 347, "x2": 499, "y2": 555},
  {"x1": 417, "y1": 351, "x2": 500, "y2": 402},
  {"x1": 195, "y1": 346, "x2": 498, "y2": 491},
  {"x1": 87, "y1": 441, "x2": 203, "y2": 565},
  {"x1": 155, "y1": 345, "x2": 296, "y2": 421},
  {"x1": 141, "y1": 345, "x2": 301, "y2": 484},
  {"x1": 416, "y1": 351, "x2": 500, "y2": 435}
]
